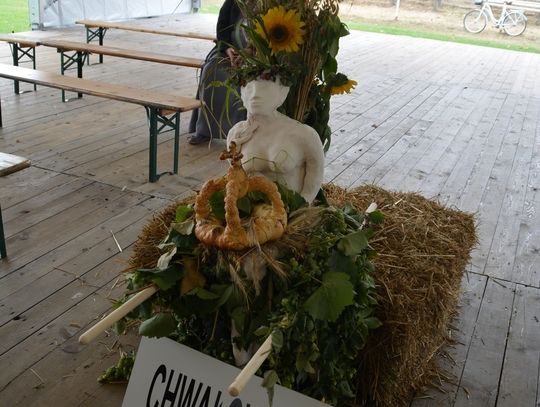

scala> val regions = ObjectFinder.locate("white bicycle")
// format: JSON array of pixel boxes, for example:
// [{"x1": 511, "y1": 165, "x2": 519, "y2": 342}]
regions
[{"x1": 463, "y1": 0, "x2": 527, "y2": 36}]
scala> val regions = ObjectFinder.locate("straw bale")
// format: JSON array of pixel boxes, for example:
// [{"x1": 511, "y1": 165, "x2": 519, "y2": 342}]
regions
[
  {"x1": 324, "y1": 184, "x2": 476, "y2": 407},
  {"x1": 127, "y1": 184, "x2": 476, "y2": 406}
]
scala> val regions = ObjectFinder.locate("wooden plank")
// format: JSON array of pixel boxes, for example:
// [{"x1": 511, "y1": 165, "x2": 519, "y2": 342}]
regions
[
  {"x1": 39, "y1": 39, "x2": 205, "y2": 68},
  {"x1": 437, "y1": 91, "x2": 507, "y2": 206},
  {"x1": 454, "y1": 278, "x2": 515, "y2": 406},
  {"x1": 0, "y1": 251, "x2": 133, "y2": 392},
  {"x1": 496, "y1": 285, "x2": 540, "y2": 406},
  {"x1": 376, "y1": 85, "x2": 470, "y2": 191},
  {"x1": 0, "y1": 168, "x2": 74, "y2": 209},
  {"x1": 0, "y1": 152, "x2": 30, "y2": 177},
  {"x1": 0, "y1": 184, "x2": 147, "y2": 277},
  {"x1": 0, "y1": 196, "x2": 165, "y2": 301},
  {"x1": 367, "y1": 86, "x2": 483, "y2": 192},
  {"x1": 414, "y1": 88, "x2": 493, "y2": 199},
  {"x1": 0, "y1": 64, "x2": 201, "y2": 112},
  {"x1": 0, "y1": 34, "x2": 39, "y2": 48},
  {"x1": 483, "y1": 97, "x2": 540, "y2": 282},
  {"x1": 465, "y1": 93, "x2": 528, "y2": 275},
  {"x1": 411, "y1": 273, "x2": 487, "y2": 406},
  {"x1": 0, "y1": 207, "x2": 160, "y2": 355},
  {"x1": 75, "y1": 19, "x2": 216, "y2": 41},
  {"x1": 2, "y1": 178, "x2": 94, "y2": 236}
]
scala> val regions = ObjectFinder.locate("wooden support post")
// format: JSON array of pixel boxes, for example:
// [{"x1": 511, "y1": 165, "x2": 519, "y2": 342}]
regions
[
  {"x1": 228, "y1": 335, "x2": 273, "y2": 397},
  {"x1": 78, "y1": 285, "x2": 158, "y2": 344}
]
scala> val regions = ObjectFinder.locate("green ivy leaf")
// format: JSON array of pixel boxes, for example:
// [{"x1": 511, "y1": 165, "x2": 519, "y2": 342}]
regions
[
  {"x1": 208, "y1": 190, "x2": 226, "y2": 221},
  {"x1": 113, "y1": 319, "x2": 126, "y2": 336},
  {"x1": 236, "y1": 196, "x2": 252, "y2": 216},
  {"x1": 365, "y1": 317, "x2": 382, "y2": 329},
  {"x1": 191, "y1": 287, "x2": 220, "y2": 300},
  {"x1": 304, "y1": 272, "x2": 354, "y2": 321},
  {"x1": 262, "y1": 370, "x2": 279, "y2": 407},
  {"x1": 156, "y1": 247, "x2": 177, "y2": 270},
  {"x1": 254, "y1": 326, "x2": 270, "y2": 337},
  {"x1": 271, "y1": 330, "x2": 283, "y2": 352},
  {"x1": 172, "y1": 219, "x2": 194, "y2": 235},
  {"x1": 147, "y1": 265, "x2": 183, "y2": 291},
  {"x1": 175, "y1": 205, "x2": 193, "y2": 222},
  {"x1": 337, "y1": 230, "x2": 369, "y2": 256},
  {"x1": 327, "y1": 250, "x2": 356, "y2": 275},
  {"x1": 367, "y1": 210, "x2": 384, "y2": 224},
  {"x1": 138, "y1": 313, "x2": 176, "y2": 338},
  {"x1": 276, "y1": 183, "x2": 307, "y2": 213}
]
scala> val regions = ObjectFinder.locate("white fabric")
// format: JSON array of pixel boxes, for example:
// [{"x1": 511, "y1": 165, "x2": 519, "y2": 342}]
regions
[{"x1": 33, "y1": 0, "x2": 193, "y2": 28}]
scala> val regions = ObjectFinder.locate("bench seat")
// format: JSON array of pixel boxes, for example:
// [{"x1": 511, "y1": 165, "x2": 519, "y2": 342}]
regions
[
  {"x1": 0, "y1": 63, "x2": 201, "y2": 183},
  {"x1": 76, "y1": 19, "x2": 216, "y2": 42}
]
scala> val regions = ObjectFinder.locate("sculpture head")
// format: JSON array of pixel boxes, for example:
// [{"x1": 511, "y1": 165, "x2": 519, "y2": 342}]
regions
[{"x1": 240, "y1": 78, "x2": 290, "y2": 116}]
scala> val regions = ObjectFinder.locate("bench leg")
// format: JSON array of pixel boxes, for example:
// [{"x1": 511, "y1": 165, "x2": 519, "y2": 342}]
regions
[
  {"x1": 148, "y1": 108, "x2": 159, "y2": 183},
  {"x1": 60, "y1": 50, "x2": 85, "y2": 102},
  {"x1": 145, "y1": 108, "x2": 182, "y2": 183},
  {"x1": 10, "y1": 44, "x2": 36, "y2": 94},
  {"x1": 85, "y1": 27, "x2": 106, "y2": 64},
  {"x1": 173, "y1": 112, "x2": 180, "y2": 175},
  {"x1": 0, "y1": 204, "x2": 7, "y2": 259}
]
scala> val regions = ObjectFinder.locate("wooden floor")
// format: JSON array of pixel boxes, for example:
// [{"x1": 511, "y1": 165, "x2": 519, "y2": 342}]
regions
[{"x1": 0, "y1": 13, "x2": 539, "y2": 407}]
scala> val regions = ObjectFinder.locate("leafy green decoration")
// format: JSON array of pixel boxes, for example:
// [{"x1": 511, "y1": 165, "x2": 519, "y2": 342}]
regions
[
  {"x1": 175, "y1": 205, "x2": 193, "y2": 222},
  {"x1": 276, "y1": 183, "x2": 307, "y2": 213},
  {"x1": 337, "y1": 230, "x2": 370, "y2": 256},
  {"x1": 98, "y1": 351, "x2": 135, "y2": 384},
  {"x1": 327, "y1": 250, "x2": 356, "y2": 274},
  {"x1": 304, "y1": 272, "x2": 354, "y2": 321},
  {"x1": 156, "y1": 247, "x2": 177, "y2": 270},
  {"x1": 262, "y1": 370, "x2": 279, "y2": 407},
  {"x1": 208, "y1": 190, "x2": 226, "y2": 221},
  {"x1": 136, "y1": 265, "x2": 183, "y2": 291},
  {"x1": 172, "y1": 219, "x2": 194, "y2": 235},
  {"x1": 139, "y1": 313, "x2": 176, "y2": 338},
  {"x1": 191, "y1": 287, "x2": 220, "y2": 300},
  {"x1": 368, "y1": 210, "x2": 385, "y2": 224}
]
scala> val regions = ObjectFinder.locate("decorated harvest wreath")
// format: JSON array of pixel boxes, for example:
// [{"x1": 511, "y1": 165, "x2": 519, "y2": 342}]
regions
[
  {"x1": 107, "y1": 145, "x2": 382, "y2": 405},
  {"x1": 96, "y1": 2, "x2": 377, "y2": 404},
  {"x1": 92, "y1": 1, "x2": 477, "y2": 406}
]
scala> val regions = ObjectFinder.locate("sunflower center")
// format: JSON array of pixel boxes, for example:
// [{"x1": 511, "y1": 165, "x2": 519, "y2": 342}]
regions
[{"x1": 269, "y1": 25, "x2": 290, "y2": 43}]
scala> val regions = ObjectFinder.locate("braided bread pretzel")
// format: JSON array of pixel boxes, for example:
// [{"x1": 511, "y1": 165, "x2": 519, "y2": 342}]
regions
[{"x1": 194, "y1": 142, "x2": 287, "y2": 250}]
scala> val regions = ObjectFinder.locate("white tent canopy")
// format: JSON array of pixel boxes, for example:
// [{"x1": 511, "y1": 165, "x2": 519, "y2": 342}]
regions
[{"x1": 28, "y1": 0, "x2": 197, "y2": 29}]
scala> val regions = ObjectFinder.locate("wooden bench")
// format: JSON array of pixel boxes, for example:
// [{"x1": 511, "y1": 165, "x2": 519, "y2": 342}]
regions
[
  {"x1": 0, "y1": 63, "x2": 201, "y2": 183},
  {"x1": 0, "y1": 152, "x2": 31, "y2": 259},
  {"x1": 0, "y1": 35, "x2": 205, "y2": 101},
  {"x1": 76, "y1": 19, "x2": 215, "y2": 64},
  {"x1": 0, "y1": 34, "x2": 39, "y2": 94},
  {"x1": 37, "y1": 39, "x2": 205, "y2": 102}
]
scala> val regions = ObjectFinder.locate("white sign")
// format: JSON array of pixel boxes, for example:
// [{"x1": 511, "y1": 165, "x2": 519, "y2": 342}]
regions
[{"x1": 123, "y1": 337, "x2": 330, "y2": 407}]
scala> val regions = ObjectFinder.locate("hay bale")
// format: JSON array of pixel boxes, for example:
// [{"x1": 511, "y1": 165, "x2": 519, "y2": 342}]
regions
[
  {"x1": 324, "y1": 184, "x2": 476, "y2": 407},
  {"x1": 127, "y1": 184, "x2": 476, "y2": 406}
]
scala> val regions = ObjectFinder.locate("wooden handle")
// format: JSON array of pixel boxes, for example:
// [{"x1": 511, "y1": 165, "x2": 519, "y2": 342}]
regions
[
  {"x1": 78, "y1": 286, "x2": 158, "y2": 344},
  {"x1": 228, "y1": 335, "x2": 273, "y2": 397}
]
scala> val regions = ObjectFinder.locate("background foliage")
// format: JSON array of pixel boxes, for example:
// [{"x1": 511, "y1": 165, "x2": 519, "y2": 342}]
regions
[{"x1": 0, "y1": 0, "x2": 30, "y2": 34}]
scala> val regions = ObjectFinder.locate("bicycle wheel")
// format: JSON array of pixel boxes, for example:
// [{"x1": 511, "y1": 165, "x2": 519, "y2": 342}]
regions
[
  {"x1": 502, "y1": 11, "x2": 527, "y2": 36},
  {"x1": 464, "y1": 10, "x2": 487, "y2": 33}
]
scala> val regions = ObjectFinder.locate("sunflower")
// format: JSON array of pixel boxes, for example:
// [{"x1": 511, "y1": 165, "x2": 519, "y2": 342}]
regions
[
  {"x1": 255, "y1": 6, "x2": 306, "y2": 54},
  {"x1": 328, "y1": 73, "x2": 357, "y2": 95}
]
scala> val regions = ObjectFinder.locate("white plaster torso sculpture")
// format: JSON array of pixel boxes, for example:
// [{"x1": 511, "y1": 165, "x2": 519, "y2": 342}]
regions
[{"x1": 227, "y1": 78, "x2": 325, "y2": 203}]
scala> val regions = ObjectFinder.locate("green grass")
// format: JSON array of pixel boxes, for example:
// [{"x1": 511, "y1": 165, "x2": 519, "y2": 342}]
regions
[
  {"x1": 344, "y1": 20, "x2": 540, "y2": 54},
  {"x1": 199, "y1": 4, "x2": 222, "y2": 14},
  {"x1": 0, "y1": 0, "x2": 30, "y2": 33},
  {"x1": 198, "y1": 5, "x2": 540, "y2": 54}
]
